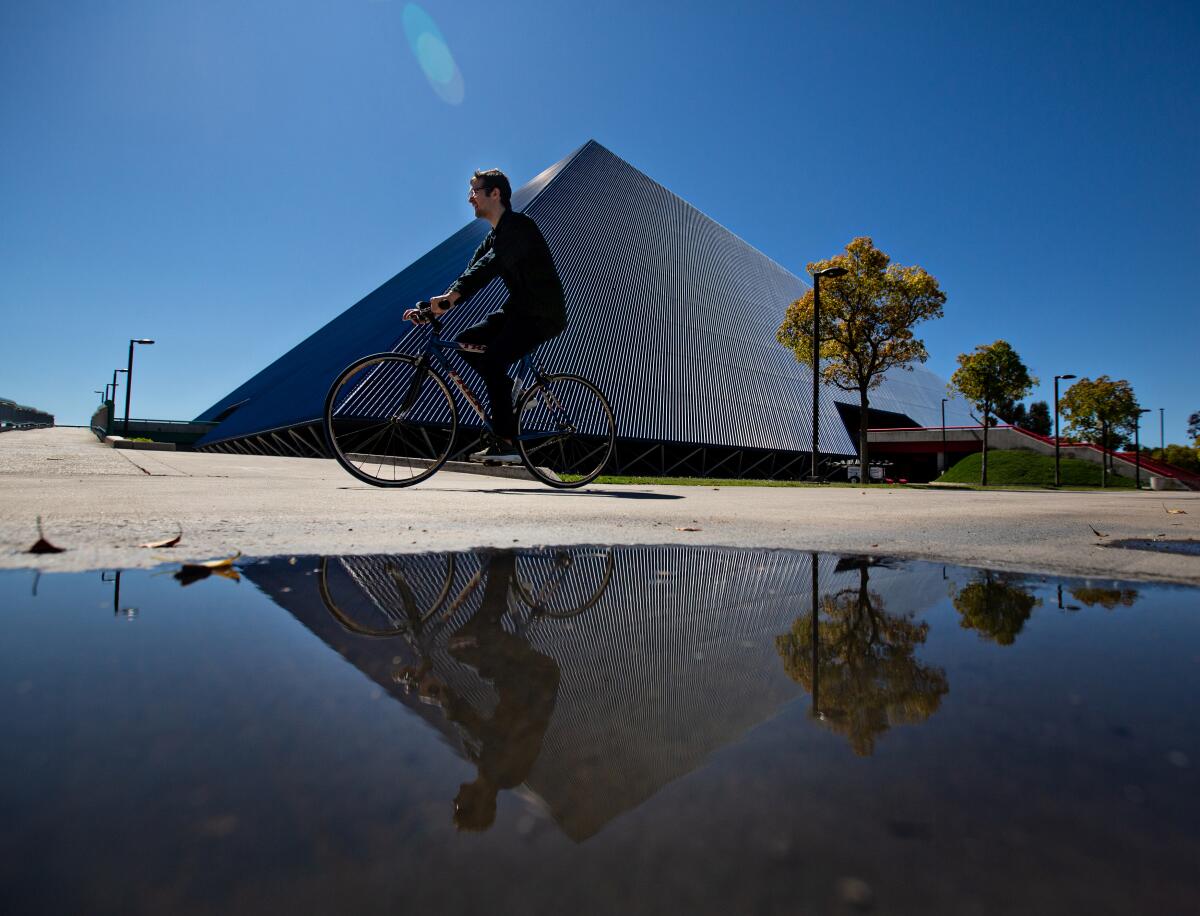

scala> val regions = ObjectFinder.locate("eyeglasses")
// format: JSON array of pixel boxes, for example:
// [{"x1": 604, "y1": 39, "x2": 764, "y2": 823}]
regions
[{"x1": 468, "y1": 185, "x2": 494, "y2": 197}]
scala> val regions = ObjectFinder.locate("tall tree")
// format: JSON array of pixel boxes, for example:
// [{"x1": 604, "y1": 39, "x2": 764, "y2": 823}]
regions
[
  {"x1": 1025, "y1": 400, "x2": 1052, "y2": 436},
  {"x1": 1187, "y1": 411, "x2": 1200, "y2": 443},
  {"x1": 777, "y1": 237, "x2": 946, "y2": 482},
  {"x1": 1059, "y1": 376, "x2": 1139, "y2": 452},
  {"x1": 775, "y1": 564, "x2": 948, "y2": 756},
  {"x1": 952, "y1": 572, "x2": 1041, "y2": 645},
  {"x1": 1070, "y1": 586, "x2": 1138, "y2": 609},
  {"x1": 992, "y1": 395, "x2": 1024, "y2": 425},
  {"x1": 948, "y1": 340, "x2": 1037, "y2": 485}
]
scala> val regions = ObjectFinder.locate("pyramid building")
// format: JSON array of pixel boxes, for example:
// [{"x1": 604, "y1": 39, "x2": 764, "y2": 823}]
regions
[{"x1": 195, "y1": 141, "x2": 971, "y2": 477}]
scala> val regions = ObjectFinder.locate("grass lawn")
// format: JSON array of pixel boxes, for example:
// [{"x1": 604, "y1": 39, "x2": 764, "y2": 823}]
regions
[
  {"x1": 572, "y1": 450, "x2": 1143, "y2": 490},
  {"x1": 937, "y1": 450, "x2": 1135, "y2": 488},
  {"x1": 577, "y1": 475, "x2": 907, "y2": 487}
]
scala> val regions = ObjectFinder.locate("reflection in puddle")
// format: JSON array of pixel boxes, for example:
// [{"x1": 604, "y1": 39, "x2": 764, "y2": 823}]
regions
[
  {"x1": 776, "y1": 559, "x2": 949, "y2": 755},
  {"x1": 3, "y1": 547, "x2": 1198, "y2": 915}
]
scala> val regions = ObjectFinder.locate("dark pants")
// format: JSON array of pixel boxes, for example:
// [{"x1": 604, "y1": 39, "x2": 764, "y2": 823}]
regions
[{"x1": 457, "y1": 311, "x2": 556, "y2": 440}]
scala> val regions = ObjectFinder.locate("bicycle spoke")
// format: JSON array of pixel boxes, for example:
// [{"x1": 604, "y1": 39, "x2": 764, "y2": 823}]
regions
[
  {"x1": 516, "y1": 374, "x2": 614, "y2": 488},
  {"x1": 324, "y1": 354, "x2": 458, "y2": 488}
]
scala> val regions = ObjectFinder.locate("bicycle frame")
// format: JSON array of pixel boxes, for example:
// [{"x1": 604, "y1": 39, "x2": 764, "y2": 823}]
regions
[{"x1": 405, "y1": 322, "x2": 562, "y2": 444}]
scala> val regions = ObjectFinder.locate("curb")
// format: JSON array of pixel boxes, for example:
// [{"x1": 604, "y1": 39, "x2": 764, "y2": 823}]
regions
[
  {"x1": 428, "y1": 459, "x2": 560, "y2": 482},
  {"x1": 104, "y1": 436, "x2": 176, "y2": 452}
]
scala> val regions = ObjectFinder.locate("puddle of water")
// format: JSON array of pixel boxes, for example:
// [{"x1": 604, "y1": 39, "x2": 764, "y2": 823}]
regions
[
  {"x1": 1106, "y1": 538, "x2": 1200, "y2": 556},
  {"x1": 2, "y1": 548, "x2": 1198, "y2": 915}
]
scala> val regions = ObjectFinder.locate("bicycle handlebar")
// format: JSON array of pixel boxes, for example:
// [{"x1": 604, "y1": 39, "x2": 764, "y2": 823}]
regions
[{"x1": 412, "y1": 300, "x2": 443, "y2": 332}]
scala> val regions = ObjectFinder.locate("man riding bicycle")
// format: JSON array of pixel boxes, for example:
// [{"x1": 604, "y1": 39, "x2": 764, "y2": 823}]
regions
[{"x1": 404, "y1": 168, "x2": 566, "y2": 464}]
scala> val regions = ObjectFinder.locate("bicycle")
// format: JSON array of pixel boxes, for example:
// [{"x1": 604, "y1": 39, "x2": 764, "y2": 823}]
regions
[
  {"x1": 317, "y1": 546, "x2": 616, "y2": 640},
  {"x1": 322, "y1": 303, "x2": 616, "y2": 489}
]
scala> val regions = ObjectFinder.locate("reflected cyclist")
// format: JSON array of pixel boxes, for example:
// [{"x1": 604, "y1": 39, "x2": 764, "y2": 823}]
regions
[{"x1": 441, "y1": 551, "x2": 561, "y2": 831}]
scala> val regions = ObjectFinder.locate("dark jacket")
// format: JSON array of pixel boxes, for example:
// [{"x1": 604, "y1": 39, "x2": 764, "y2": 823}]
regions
[{"x1": 449, "y1": 209, "x2": 566, "y2": 334}]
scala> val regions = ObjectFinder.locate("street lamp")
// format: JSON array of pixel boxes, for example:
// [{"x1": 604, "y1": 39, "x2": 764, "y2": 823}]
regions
[
  {"x1": 1054, "y1": 373, "x2": 1076, "y2": 487},
  {"x1": 810, "y1": 551, "x2": 821, "y2": 720},
  {"x1": 809, "y1": 265, "x2": 848, "y2": 481},
  {"x1": 940, "y1": 398, "x2": 948, "y2": 475},
  {"x1": 1135, "y1": 408, "x2": 1151, "y2": 489},
  {"x1": 123, "y1": 339, "x2": 155, "y2": 435},
  {"x1": 1159, "y1": 407, "x2": 1164, "y2": 452}
]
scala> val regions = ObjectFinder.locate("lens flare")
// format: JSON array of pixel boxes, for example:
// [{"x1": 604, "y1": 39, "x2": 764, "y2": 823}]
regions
[{"x1": 403, "y1": 3, "x2": 464, "y2": 105}]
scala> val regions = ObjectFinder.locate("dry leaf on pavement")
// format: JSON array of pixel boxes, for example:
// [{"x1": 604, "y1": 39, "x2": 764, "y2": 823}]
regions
[{"x1": 140, "y1": 524, "x2": 183, "y2": 549}]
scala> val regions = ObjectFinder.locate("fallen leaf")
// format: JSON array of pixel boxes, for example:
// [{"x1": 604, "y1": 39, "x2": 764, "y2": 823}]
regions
[
  {"x1": 198, "y1": 551, "x2": 241, "y2": 569},
  {"x1": 675, "y1": 526, "x2": 702, "y2": 532},
  {"x1": 140, "y1": 524, "x2": 183, "y2": 549},
  {"x1": 1088, "y1": 524, "x2": 1109, "y2": 538},
  {"x1": 27, "y1": 516, "x2": 66, "y2": 554},
  {"x1": 1163, "y1": 503, "x2": 1187, "y2": 515},
  {"x1": 174, "y1": 552, "x2": 242, "y2": 586}
]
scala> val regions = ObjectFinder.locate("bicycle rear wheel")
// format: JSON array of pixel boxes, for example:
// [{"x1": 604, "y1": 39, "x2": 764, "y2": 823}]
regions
[
  {"x1": 516, "y1": 374, "x2": 615, "y2": 488},
  {"x1": 324, "y1": 353, "x2": 457, "y2": 487},
  {"x1": 319, "y1": 554, "x2": 459, "y2": 637}
]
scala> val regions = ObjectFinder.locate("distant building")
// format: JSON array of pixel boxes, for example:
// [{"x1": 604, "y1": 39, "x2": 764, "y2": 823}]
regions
[
  {"x1": 0, "y1": 397, "x2": 54, "y2": 429},
  {"x1": 195, "y1": 141, "x2": 971, "y2": 477}
]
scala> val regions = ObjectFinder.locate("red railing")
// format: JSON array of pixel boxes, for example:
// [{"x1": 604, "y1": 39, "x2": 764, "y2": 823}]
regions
[{"x1": 867, "y1": 424, "x2": 1200, "y2": 489}]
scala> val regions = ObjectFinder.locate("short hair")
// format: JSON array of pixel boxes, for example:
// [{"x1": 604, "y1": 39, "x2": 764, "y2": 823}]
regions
[{"x1": 472, "y1": 168, "x2": 512, "y2": 210}]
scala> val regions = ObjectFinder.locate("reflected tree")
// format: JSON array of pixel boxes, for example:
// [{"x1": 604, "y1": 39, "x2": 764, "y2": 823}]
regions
[
  {"x1": 775, "y1": 563, "x2": 949, "y2": 756},
  {"x1": 1070, "y1": 586, "x2": 1138, "y2": 609},
  {"x1": 952, "y1": 572, "x2": 1041, "y2": 645}
]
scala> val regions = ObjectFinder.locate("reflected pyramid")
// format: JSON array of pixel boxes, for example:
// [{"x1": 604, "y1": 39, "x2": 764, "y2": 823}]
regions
[{"x1": 245, "y1": 546, "x2": 953, "y2": 841}]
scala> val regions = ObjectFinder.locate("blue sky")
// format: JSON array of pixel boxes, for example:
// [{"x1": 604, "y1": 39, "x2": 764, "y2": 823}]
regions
[{"x1": 2, "y1": 0, "x2": 1197, "y2": 442}]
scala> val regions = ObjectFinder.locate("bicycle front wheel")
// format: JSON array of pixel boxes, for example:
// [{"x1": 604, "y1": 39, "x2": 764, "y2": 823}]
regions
[
  {"x1": 515, "y1": 546, "x2": 616, "y2": 618},
  {"x1": 516, "y1": 374, "x2": 615, "y2": 488},
  {"x1": 323, "y1": 353, "x2": 457, "y2": 488}
]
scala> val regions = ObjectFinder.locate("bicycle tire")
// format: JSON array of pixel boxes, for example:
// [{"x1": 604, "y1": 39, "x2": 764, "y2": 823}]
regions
[
  {"x1": 516, "y1": 373, "x2": 615, "y2": 488},
  {"x1": 318, "y1": 554, "x2": 459, "y2": 637},
  {"x1": 514, "y1": 546, "x2": 616, "y2": 618},
  {"x1": 323, "y1": 353, "x2": 457, "y2": 488}
]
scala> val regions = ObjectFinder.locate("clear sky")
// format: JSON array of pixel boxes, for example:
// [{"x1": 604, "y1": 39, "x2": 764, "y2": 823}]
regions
[{"x1": 2, "y1": 0, "x2": 1197, "y2": 443}]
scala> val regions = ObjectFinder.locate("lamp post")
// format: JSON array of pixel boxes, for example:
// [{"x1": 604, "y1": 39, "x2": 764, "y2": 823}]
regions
[
  {"x1": 123, "y1": 339, "x2": 155, "y2": 435},
  {"x1": 1100, "y1": 420, "x2": 1109, "y2": 488},
  {"x1": 809, "y1": 265, "x2": 848, "y2": 481},
  {"x1": 1134, "y1": 408, "x2": 1150, "y2": 488},
  {"x1": 940, "y1": 398, "x2": 948, "y2": 475},
  {"x1": 810, "y1": 551, "x2": 821, "y2": 720},
  {"x1": 1159, "y1": 407, "x2": 1164, "y2": 452},
  {"x1": 1054, "y1": 373, "x2": 1076, "y2": 487}
]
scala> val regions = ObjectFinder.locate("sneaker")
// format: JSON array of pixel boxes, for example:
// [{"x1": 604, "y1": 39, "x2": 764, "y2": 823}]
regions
[{"x1": 469, "y1": 442, "x2": 521, "y2": 465}]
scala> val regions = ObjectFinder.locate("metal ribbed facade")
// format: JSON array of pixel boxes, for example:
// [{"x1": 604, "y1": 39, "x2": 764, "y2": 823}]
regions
[
  {"x1": 195, "y1": 141, "x2": 974, "y2": 472},
  {"x1": 245, "y1": 546, "x2": 952, "y2": 841}
]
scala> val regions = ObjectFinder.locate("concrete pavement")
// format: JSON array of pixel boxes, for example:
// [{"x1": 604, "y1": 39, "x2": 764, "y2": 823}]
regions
[{"x1": 2, "y1": 428, "x2": 1198, "y2": 584}]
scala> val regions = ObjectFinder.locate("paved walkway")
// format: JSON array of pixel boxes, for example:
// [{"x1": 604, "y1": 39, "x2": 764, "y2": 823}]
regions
[{"x1": 2, "y1": 428, "x2": 1198, "y2": 583}]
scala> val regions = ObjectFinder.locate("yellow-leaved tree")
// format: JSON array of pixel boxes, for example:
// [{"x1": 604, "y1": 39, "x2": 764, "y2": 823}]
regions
[{"x1": 777, "y1": 237, "x2": 946, "y2": 481}]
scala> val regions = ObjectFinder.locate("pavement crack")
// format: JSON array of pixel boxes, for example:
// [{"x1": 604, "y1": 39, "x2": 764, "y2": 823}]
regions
[{"x1": 114, "y1": 450, "x2": 153, "y2": 475}]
